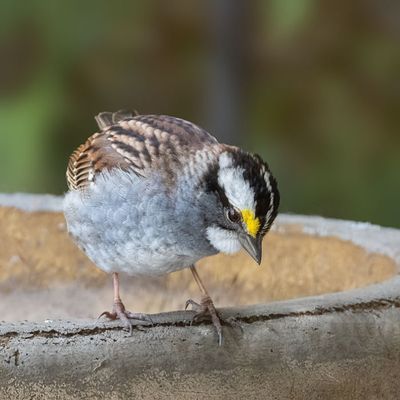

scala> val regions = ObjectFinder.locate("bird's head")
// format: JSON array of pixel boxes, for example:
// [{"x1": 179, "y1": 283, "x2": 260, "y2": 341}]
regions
[{"x1": 204, "y1": 150, "x2": 279, "y2": 264}]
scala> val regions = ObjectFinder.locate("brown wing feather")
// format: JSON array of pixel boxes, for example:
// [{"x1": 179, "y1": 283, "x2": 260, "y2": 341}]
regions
[
  {"x1": 67, "y1": 112, "x2": 220, "y2": 191},
  {"x1": 66, "y1": 133, "x2": 133, "y2": 191}
]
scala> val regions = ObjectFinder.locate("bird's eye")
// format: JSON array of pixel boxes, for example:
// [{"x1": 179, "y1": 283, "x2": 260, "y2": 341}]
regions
[{"x1": 226, "y1": 208, "x2": 241, "y2": 223}]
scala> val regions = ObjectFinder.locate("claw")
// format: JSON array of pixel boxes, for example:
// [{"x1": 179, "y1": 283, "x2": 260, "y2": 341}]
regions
[
  {"x1": 185, "y1": 295, "x2": 223, "y2": 346},
  {"x1": 98, "y1": 300, "x2": 152, "y2": 334},
  {"x1": 98, "y1": 311, "x2": 114, "y2": 320},
  {"x1": 185, "y1": 299, "x2": 201, "y2": 311}
]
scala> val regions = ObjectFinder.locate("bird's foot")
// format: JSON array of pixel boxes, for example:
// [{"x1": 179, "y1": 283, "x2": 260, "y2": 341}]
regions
[
  {"x1": 98, "y1": 300, "x2": 153, "y2": 335},
  {"x1": 185, "y1": 295, "x2": 223, "y2": 346}
]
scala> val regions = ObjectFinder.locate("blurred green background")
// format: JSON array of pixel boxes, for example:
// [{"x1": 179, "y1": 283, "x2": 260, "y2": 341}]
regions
[{"x1": 0, "y1": 1, "x2": 399, "y2": 227}]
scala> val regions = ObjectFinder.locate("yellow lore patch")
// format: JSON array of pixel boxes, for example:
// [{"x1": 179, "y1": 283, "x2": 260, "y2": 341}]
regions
[{"x1": 241, "y1": 209, "x2": 260, "y2": 238}]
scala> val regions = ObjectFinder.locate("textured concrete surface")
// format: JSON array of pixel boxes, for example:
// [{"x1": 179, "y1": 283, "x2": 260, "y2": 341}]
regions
[
  {"x1": 0, "y1": 193, "x2": 399, "y2": 399},
  {"x1": 0, "y1": 283, "x2": 400, "y2": 399}
]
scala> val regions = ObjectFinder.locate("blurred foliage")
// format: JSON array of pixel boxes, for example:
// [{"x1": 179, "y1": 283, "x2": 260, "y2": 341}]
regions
[{"x1": 0, "y1": 0, "x2": 399, "y2": 227}]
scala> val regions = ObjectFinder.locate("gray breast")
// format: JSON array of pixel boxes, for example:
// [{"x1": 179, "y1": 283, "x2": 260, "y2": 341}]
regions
[{"x1": 63, "y1": 168, "x2": 217, "y2": 276}]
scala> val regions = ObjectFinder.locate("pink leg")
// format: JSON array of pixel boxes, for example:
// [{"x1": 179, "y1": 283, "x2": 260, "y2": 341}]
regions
[
  {"x1": 185, "y1": 265, "x2": 223, "y2": 346},
  {"x1": 99, "y1": 272, "x2": 152, "y2": 334}
]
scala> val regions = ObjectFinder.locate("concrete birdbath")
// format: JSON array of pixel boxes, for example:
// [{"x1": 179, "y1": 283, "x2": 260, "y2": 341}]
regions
[{"x1": 0, "y1": 193, "x2": 399, "y2": 399}]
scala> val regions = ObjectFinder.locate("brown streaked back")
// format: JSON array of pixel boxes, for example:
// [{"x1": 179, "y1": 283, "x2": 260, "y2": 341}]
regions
[{"x1": 66, "y1": 111, "x2": 220, "y2": 191}]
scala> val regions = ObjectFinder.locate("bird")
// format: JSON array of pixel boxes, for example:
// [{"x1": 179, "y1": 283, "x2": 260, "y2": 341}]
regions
[{"x1": 63, "y1": 110, "x2": 280, "y2": 344}]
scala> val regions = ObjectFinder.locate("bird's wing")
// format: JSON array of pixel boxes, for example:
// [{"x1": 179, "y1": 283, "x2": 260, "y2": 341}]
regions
[{"x1": 66, "y1": 111, "x2": 219, "y2": 191}]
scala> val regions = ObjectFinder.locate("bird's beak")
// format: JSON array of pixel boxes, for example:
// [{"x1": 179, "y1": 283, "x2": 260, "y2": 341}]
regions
[{"x1": 239, "y1": 234, "x2": 262, "y2": 265}]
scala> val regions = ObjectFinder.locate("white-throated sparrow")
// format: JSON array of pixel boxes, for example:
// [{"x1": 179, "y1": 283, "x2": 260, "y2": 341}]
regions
[{"x1": 64, "y1": 111, "x2": 279, "y2": 344}]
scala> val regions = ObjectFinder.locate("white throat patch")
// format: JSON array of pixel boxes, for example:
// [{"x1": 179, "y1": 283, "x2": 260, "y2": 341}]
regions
[
  {"x1": 206, "y1": 226, "x2": 241, "y2": 254},
  {"x1": 217, "y1": 152, "x2": 255, "y2": 211}
]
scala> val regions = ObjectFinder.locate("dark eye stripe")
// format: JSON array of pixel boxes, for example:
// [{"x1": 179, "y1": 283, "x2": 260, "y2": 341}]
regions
[
  {"x1": 204, "y1": 164, "x2": 230, "y2": 208},
  {"x1": 216, "y1": 186, "x2": 230, "y2": 208}
]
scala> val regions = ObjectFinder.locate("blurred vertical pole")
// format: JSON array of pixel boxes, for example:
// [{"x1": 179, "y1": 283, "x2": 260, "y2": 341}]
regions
[{"x1": 204, "y1": 0, "x2": 251, "y2": 145}]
